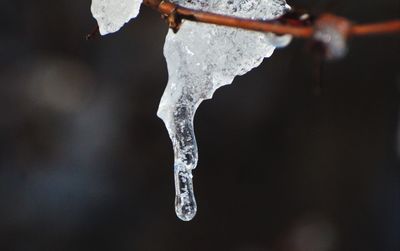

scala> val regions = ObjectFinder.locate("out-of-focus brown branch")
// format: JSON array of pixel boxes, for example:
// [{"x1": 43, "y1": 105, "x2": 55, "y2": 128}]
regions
[
  {"x1": 351, "y1": 20, "x2": 400, "y2": 36},
  {"x1": 143, "y1": 0, "x2": 400, "y2": 38}
]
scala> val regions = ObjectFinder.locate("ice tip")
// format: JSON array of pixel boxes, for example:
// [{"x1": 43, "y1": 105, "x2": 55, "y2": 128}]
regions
[
  {"x1": 176, "y1": 206, "x2": 197, "y2": 221},
  {"x1": 175, "y1": 193, "x2": 197, "y2": 221}
]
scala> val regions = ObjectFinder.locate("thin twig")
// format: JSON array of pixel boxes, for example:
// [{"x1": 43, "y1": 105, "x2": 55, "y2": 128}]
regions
[
  {"x1": 351, "y1": 21, "x2": 400, "y2": 36},
  {"x1": 143, "y1": 0, "x2": 400, "y2": 38}
]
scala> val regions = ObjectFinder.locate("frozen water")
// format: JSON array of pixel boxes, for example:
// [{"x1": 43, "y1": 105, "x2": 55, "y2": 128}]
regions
[
  {"x1": 157, "y1": 0, "x2": 292, "y2": 221},
  {"x1": 314, "y1": 24, "x2": 348, "y2": 60},
  {"x1": 174, "y1": 163, "x2": 196, "y2": 221},
  {"x1": 91, "y1": 0, "x2": 142, "y2": 35}
]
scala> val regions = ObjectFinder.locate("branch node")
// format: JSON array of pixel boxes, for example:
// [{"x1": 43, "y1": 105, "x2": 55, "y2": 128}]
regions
[
  {"x1": 160, "y1": 2, "x2": 182, "y2": 33},
  {"x1": 312, "y1": 14, "x2": 352, "y2": 60}
]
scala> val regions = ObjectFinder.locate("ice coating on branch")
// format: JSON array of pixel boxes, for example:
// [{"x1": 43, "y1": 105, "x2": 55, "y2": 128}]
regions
[
  {"x1": 91, "y1": 0, "x2": 142, "y2": 35},
  {"x1": 157, "y1": 0, "x2": 292, "y2": 221}
]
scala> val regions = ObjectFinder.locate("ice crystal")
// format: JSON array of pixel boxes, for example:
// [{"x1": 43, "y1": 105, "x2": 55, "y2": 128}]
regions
[
  {"x1": 157, "y1": 0, "x2": 292, "y2": 221},
  {"x1": 91, "y1": 0, "x2": 142, "y2": 35}
]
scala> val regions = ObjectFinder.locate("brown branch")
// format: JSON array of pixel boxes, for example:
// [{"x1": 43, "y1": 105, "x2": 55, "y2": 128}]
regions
[
  {"x1": 143, "y1": 0, "x2": 400, "y2": 38},
  {"x1": 351, "y1": 20, "x2": 400, "y2": 36}
]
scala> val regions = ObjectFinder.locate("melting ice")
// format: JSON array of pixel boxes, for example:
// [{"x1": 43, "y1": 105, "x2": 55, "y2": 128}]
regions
[
  {"x1": 157, "y1": 0, "x2": 292, "y2": 221},
  {"x1": 91, "y1": 0, "x2": 142, "y2": 35}
]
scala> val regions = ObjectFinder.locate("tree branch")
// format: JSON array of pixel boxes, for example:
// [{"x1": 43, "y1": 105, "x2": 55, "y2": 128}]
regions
[{"x1": 143, "y1": 0, "x2": 400, "y2": 38}]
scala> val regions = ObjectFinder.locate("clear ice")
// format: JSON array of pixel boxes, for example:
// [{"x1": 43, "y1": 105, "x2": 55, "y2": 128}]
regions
[
  {"x1": 91, "y1": 0, "x2": 142, "y2": 35},
  {"x1": 157, "y1": 0, "x2": 292, "y2": 221}
]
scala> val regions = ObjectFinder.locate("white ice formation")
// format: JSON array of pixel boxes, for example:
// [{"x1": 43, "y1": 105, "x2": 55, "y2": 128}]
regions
[
  {"x1": 157, "y1": 0, "x2": 292, "y2": 221},
  {"x1": 91, "y1": 0, "x2": 143, "y2": 35}
]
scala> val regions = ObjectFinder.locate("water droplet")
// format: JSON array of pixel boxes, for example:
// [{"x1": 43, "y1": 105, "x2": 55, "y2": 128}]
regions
[{"x1": 174, "y1": 164, "x2": 197, "y2": 221}]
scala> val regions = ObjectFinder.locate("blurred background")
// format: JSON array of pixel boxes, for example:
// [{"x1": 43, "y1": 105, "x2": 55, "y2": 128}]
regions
[{"x1": 0, "y1": 0, "x2": 399, "y2": 250}]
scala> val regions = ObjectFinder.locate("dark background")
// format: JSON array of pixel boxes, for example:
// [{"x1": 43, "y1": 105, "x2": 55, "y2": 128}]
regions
[{"x1": 0, "y1": 0, "x2": 399, "y2": 250}]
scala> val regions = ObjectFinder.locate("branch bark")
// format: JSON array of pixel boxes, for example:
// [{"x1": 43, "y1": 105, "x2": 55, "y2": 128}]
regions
[{"x1": 143, "y1": 0, "x2": 400, "y2": 38}]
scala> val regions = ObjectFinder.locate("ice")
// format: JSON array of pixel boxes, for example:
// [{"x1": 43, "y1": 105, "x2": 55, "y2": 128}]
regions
[
  {"x1": 91, "y1": 0, "x2": 142, "y2": 35},
  {"x1": 157, "y1": 0, "x2": 292, "y2": 221},
  {"x1": 313, "y1": 18, "x2": 349, "y2": 60}
]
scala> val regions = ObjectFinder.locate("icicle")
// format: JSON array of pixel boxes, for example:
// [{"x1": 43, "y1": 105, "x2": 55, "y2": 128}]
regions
[
  {"x1": 158, "y1": 0, "x2": 292, "y2": 221},
  {"x1": 175, "y1": 163, "x2": 197, "y2": 221},
  {"x1": 91, "y1": 0, "x2": 143, "y2": 35}
]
